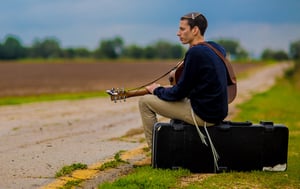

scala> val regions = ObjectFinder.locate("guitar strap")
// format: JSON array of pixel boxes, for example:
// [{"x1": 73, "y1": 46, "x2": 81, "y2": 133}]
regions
[
  {"x1": 201, "y1": 42, "x2": 237, "y2": 85},
  {"x1": 200, "y1": 42, "x2": 237, "y2": 103}
]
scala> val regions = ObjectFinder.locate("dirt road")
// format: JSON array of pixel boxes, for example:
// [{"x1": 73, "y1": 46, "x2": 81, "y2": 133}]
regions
[{"x1": 0, "y1": 62, "x2": 291, "y2": 189}]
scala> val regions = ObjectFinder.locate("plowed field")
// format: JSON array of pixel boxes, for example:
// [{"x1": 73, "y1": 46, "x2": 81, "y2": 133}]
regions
[{"x1": 0, "y1": 60, "x2": 259, "y2": 97}]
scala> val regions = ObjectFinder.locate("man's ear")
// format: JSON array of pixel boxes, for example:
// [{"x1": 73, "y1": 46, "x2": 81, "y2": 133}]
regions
[{"x1": 192, "y1": 26, "x2": 200, "y2": 35}]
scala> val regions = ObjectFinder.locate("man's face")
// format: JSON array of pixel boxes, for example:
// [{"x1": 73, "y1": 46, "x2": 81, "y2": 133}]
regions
[{"x1": 177, "y1": 19, "x2": 193, "y2": 45}]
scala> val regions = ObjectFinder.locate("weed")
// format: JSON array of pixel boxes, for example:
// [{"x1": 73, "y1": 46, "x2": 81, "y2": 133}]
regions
[
  {"x1": 55, "y1": 163, "x2": 87, "y2": 178},
  {"x1": 98, "y1": 151, "x2": 128, "y2": 171},
  {"x1": 59, "y1": 179, "x2": 83, "y2": 189}
]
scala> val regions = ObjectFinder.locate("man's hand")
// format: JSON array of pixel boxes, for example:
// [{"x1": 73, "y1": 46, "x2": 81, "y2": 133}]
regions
[{"x1": 145, "y1": 83, "x2": 161, "y2": 94}]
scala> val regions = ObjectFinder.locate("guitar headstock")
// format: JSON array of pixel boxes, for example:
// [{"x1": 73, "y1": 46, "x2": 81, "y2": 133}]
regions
[{"x1": 106, "y1": 88, "x2": 128, "y2": 103}]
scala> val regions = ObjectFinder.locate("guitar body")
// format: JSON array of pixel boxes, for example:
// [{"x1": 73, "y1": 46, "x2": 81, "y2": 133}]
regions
[{"x1": 168, "y1": 61, "x2": 184, "y2": 85}]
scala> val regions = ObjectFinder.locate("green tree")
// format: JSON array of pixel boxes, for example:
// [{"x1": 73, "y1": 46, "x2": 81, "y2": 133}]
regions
[
  {"x1": 62, "y1": 47, "x2": 91, "y2": 58},
  {"x1": 0, "y1": 35, "x2": 26, "y2": 59},
  {"x1": 150, "y1": 40, "x2": 185, "y2": 59},
  {"x1": 261, "y1": 49, "x2": 273, "y2": 60},
  {"x1": 144, "y1": 45, "x2": 156, "y2": 59},
  {"x1": 273, "y1": 50, "x2": 289, "y2": 61},
  {"x1": 215, "y1": 38, "x2": 249, "y2": 60},
  {"x1": 261, "y1": 49, "x2": 289, "y2": 61},
  {"x1": 123, "y1": 44, "x2": 144, "y2": 59},
  {"x1": 153, "y1": 40, "x2": 172, "y2": 59},
  {"x1": 95, "y1": 36, "x2": 124, "y2": 59},
  {"x1": 62, "y1": 48, "x2": 76, "y2": 58},
  {"x1": 170, "y1": 44, "x2": 185, "y2": 59},
  {"x1": 74, "y1": 47, "x2": 91, "y2": 57},
  {"x1": 290, "y1": 40, "x2": 300, "y2": 60},
  {"x1": 30, "y1": 38, "x2": 61, "y2": 58}
]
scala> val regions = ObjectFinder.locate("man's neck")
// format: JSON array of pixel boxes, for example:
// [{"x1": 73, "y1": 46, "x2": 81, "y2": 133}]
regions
[{"x1": 189, "y1": 37, "x2": 205, "y2": 48}]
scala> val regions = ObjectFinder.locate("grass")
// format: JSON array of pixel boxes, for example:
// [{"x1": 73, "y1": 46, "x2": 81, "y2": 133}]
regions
[
  {"x1": 97, "y1": 63, "x2": 300, "y2": 188},
  {"x1": 98, "y1": 151, "x2": 129, "y2": 171},
  {"x1": 55, "y1": 163, "x2": 87, "y2": 178},
  {"x1": 53, "y1": 151, "x2": 128, "y2": 189},
  {"x1": 59, "y1": 179, "x2": 83, "y2": 189},
  {"x1": 0, "y1": 91, "x2": 107, "y2": 106},
  {"x1": 54, "y1": 163, "x2": 87, "y2": 189},
  {"x1": 99, "y1": 166, "x2": 190, "y2": 189}
]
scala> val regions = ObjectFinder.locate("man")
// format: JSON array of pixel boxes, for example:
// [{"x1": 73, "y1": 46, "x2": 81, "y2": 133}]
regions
[{"x1": 138, "y1": 12, "x2": 228, "y2": 149}]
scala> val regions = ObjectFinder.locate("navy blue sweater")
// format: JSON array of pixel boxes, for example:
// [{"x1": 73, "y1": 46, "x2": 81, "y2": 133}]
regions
[{"x1": 154, "y1": 41, "x2": 228, "y2": 123}]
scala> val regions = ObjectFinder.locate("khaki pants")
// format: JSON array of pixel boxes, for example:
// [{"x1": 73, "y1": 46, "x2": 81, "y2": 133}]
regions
[{"x1": 138, "y1": 94, "x2": 214, "y2": 149}]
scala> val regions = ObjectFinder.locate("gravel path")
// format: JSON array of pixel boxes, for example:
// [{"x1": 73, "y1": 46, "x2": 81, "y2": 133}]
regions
[{"x1": 0, "y1": 62, "x2": 291, "y2": 189}]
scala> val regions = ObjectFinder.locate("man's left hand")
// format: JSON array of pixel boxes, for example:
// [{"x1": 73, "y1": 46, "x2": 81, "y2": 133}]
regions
[{"x1": 146, "y1": 83, "x2": 161, "y2": 94}]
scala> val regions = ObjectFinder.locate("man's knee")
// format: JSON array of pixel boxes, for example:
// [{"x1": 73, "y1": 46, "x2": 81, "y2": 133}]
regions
[
  {"x1": 138, "y1": 94, "x2": 153, "y2": 108},
  {"x1": 138, "y1": 95, "x2": 146, "y2": 109}
]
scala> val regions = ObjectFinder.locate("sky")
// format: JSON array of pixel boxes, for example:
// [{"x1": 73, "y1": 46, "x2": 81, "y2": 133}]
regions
[{"x1": 1, "y1": 0, "x2": 300, "y2": 57}]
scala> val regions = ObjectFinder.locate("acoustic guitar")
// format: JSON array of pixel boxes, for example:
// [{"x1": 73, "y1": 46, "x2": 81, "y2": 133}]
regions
[
  {"x1": 106, "y1": 61, "x2": 183, "y2": 102},
  {"x1": 107, "y1": 42, "x2": 237, "y2": 104}
]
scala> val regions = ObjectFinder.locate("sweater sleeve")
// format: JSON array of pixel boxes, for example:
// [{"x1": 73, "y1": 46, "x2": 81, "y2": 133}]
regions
[{"x1": 153, "y1": 48, "x2": 202, "y2": 101}]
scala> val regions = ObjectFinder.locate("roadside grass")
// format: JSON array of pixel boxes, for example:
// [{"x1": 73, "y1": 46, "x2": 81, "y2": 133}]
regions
[
  {"x1": 98, "y1": 151, "x2": 129, "y2": 171},
  {"x1": 0, "y1": 91, "x2": 107, "y2": 106},
  {"x1": 52, "y1": 152, "x2": 129, "y2": 189},
  {"x1": 97, "y1": 64, "x2": 300, "y2": 188},
  {"x1": 55, "y1": 163, "x2": 87, "y2": 178},
  {"x1": 99, "y1": 166, "x2": 190, "y2": 189},
  {"x1": 59, "y1": 179, "x2": 83, "y2": 189}
]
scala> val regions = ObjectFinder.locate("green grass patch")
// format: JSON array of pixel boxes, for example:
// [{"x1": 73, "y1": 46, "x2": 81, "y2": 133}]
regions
[
  {"x1": 59, "y1": 179, "x2": 83, "y2": 189},
  {"x1": 98, "y1": 151, "x2": 128, "y2": 171},
  {"x1": 235, "y1": 78, "x2": 299, "y2": 124},
  {"x1": 55, "y1": 163, "x2": 87, "y2": 178},
  {"x1": 98, "y1": 166, "x2": 190, "y2": 189},
  {"x1": 0, "y1": 91, "x2": 107, "y2": 106}
]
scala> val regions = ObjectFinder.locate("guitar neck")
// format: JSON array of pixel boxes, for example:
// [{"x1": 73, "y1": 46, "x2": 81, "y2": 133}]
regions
[
  {"x1": 107, "y1": 87, "x2": 150, "y2": 102},
  {"x1": 126, "y1": 88, "x2": 150, "y2": 98}
]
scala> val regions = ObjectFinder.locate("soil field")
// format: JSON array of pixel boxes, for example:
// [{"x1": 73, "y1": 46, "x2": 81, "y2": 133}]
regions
[{"x1": 0, "y1": 60, "x2": 260, "y2": 97}]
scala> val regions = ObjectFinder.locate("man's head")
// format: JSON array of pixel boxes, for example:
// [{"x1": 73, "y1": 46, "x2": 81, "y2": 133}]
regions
[
  {"x1": 177, "y1": 12, "x2": 208, "y2": 45},
  {"x1": 181, "y1": 12, "x2": 208, "y2": 35}
]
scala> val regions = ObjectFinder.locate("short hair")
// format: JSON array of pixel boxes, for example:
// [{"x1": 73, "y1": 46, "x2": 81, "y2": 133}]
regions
[{"x1": 180, "y1": 12, "x2": 208, "y2": 36}]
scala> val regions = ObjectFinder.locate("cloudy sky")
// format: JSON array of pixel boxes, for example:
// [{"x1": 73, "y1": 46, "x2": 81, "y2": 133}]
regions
[{"x1": 1, "y1": 0, "x2": 299, "y2": 56}]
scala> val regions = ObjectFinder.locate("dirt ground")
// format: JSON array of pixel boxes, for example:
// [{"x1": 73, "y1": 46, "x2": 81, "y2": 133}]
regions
[
  {"x1": 0, "y1": 61, "x2": 292, "y2": 189},
  {"x1": 0, "y1": 61, "x2": 260, "y2": 97}
]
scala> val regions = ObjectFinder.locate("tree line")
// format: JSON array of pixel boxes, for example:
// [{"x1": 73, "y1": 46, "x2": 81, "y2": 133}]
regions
[{"x1": 0, "y1": 35, "x2": 299, "y2": 61}]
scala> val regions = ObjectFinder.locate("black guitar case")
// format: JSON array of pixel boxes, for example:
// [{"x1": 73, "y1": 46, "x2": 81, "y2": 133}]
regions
[{"x1": 152, "y1": 120, "x2": 288, "y2": 173}]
